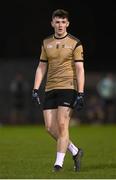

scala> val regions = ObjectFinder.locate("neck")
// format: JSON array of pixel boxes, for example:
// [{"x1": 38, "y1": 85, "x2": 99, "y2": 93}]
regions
[{"x1": 54, "y1": 32, "x2": 68, "y2": 39}]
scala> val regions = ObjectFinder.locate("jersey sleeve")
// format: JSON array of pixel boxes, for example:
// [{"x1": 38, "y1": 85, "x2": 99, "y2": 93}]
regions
[
  {"x1": 40, "y1": 42, "x2": 48, "y2": 63},
  {"x1": 73, "y1": 41, "x2": 84, "y2": 62}
]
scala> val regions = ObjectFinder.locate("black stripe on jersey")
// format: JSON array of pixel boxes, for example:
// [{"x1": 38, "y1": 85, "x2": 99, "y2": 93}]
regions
[
  {"x1": 73, "y1": 41, "x2": 82, "y2": 51},
  {"x1": 74, "y1": 60, "x2": 84, "y2": 62},
  {"x1": 54, "y1": 33, "x2": 68, "y2": 39},
  {"x1": 68, "y1": 34, "x2": 80, "y2": 42},
  {"x1": 40, "y1": 59, "x2": 48, "y2": 63}
]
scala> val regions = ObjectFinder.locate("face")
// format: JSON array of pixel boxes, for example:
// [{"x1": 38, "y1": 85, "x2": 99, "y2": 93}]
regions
[{"x1": 51, "y1": 17, "x2": 69, "y2": 37}]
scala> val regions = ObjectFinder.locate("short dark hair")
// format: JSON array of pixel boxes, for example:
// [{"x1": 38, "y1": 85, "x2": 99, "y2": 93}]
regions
[{"x1": 52, "y1": 9, "x2": 69, "y2": 20}]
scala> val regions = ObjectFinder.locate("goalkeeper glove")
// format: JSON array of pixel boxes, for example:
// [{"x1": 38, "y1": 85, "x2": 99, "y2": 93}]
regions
[
  {"x1": 32, "y1": 89, "x2": 41, "y2": 105},
  {"x1": 73, "y1": 92, "x2": 85, "y2": 110}
]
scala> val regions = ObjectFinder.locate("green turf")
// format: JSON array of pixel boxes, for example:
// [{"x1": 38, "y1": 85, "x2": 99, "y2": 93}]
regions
[{"x1": 0, "y1": 124, "x2": 116, "y2": 179}]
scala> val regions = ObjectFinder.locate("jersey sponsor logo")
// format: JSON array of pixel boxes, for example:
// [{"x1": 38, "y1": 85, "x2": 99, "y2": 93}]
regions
[
  {"x1": 63, "y1": 45, "x2": 73, "y2": 49},
  {"x1": 56, "y1": 41, "x2": 61, "y2": 49},
  {"x1": 47, "y1": 43, "x2": 73, "y2": 49},
  {"x1": 47, "y1": 44, "x2": 53, "y2": 48},
  {"x1": 56, "y1": 44, "x2": 59, "y2": 49},
  {"x1": 56, "y1": 41, "x2": 61, "y2": 44}
]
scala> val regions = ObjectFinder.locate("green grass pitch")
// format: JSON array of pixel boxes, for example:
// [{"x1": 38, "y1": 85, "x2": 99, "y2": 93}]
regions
[{"x1": 0, "y1": 124, "x2": 116, "y2": 179}]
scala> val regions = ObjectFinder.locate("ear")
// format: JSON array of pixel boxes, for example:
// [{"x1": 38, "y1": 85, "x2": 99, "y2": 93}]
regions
[
  {"x1": 66, "y1": 21, "x2": 69, "y2": 27},
  {"x1": 51, "y1": 21, "x2": 54, "y2": 28}
]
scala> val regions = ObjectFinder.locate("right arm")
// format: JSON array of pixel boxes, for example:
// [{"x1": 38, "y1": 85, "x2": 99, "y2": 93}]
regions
[
  {"x1": 33, "y1": 40, "x2": 48, "y2": 90},
  {"x1": 33, "y1": 61, "x2": 47, "y2": 89}
]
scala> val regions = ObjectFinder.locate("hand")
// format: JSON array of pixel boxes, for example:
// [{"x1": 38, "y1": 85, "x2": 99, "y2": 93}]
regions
[
  {"x1": 32, "y1": 89, "x2": 41, "y2": 105},
  {"x1": 73, "y1": 92, "x2": 85, "y2": 110}
]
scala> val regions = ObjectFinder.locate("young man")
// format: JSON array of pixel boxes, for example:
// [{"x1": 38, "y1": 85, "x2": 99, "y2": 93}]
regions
[{"x1": 32, "y1": 9, "x2": 85, "y2": 172}]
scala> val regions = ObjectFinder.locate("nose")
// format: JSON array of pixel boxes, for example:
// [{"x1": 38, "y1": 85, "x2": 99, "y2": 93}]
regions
[{"x1": 59, "y1": 22, "x2": 63, "y2": 27}]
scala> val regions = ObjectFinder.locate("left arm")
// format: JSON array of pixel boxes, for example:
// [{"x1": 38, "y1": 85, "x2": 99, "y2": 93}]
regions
[
  {"x1": 73, "y1": 42, "x2": 85, "y2": 109},
  {"x1": 75, "y1": 62, "x2": 85, "y2": 93},
  {"x1": 73, "y1": 42, "x2": 85, "y2": 93}
]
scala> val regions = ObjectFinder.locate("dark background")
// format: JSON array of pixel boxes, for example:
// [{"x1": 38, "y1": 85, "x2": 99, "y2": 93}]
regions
[{"x1": 0, "y1": 0, "x2": 116, "y2": 71}]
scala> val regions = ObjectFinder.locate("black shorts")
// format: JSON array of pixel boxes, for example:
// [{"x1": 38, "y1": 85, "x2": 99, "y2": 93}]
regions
[{"x1": 43, "y1": 89, "x2": 77, "y2": 110}]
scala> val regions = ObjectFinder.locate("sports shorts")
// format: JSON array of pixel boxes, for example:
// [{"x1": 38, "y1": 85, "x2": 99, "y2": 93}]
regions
[{"x1": 43, "y1": 89, "x2": 77, "y2": 110}]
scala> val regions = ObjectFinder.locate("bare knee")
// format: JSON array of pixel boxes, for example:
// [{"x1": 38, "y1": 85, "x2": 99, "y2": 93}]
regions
[{"x1": 58, "y1": 123, "x2": 68, "y2": 137}]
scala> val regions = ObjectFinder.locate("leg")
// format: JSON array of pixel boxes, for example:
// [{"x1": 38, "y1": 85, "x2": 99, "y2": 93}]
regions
[
  {"x1": 43, "y1": 108, "x2": 67, "y2": 170},
  {"x1": 53, "y1": 106, "x2": 71, "y2": 168},
  {"x1": 54, "y1": 106, "x2": 83, "y2": 171},
  {"x1": 57, "y1": 106, "x2": 71, "y2": 153},
  {"x1": 43, "y1": 109, "x2": 58, "y2": 139},
  {"x1": 43, "y1": 108, "x2": 78, "y2": 154},
  {"x1": 43, "y1": 107, "x2": 82, "y2": 171},
  {"x1": 43, "y1": 108, "x2": 79, "y2": 154}
]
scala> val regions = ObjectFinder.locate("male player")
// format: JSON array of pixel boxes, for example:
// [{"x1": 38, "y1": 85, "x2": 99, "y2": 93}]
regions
[{"x1": 32, "y1": 9, "x2": 85, "y2": 172}]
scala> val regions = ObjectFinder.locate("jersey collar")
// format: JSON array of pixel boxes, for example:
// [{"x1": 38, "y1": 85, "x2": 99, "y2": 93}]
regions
[{"x1": 54, "y1": 33, "x2": 68, "y2": 39}]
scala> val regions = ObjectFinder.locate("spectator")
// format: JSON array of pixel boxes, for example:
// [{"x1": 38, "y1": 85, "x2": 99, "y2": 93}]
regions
[
  {"x1": 96, "y1": 73, "x2": 115, "y2": 123},
  {"x1": 9, "y1": 72, "x2": 29, "y2": 124}
]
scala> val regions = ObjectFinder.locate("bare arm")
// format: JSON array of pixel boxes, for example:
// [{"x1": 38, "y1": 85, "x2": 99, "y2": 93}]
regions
[
  {"x1": 33, "y1": 61, "x2": 48, "y2": 89},
  {"x1": 75, "y1": 62, "x2": 85, "y2": 93}
]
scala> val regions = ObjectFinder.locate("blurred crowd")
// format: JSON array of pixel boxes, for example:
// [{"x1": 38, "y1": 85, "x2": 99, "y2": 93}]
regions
[
  {"x1": 95, "y1": 73, "x2": 116, "y2": 123},
  {"x1": 72, "y1": 73, "x2": 116, "y2": 124}
]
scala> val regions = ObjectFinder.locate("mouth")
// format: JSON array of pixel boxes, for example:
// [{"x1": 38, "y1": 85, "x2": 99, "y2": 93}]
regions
[{"x1": 58, "y1": 29, "x2": 63, "y2": 32}]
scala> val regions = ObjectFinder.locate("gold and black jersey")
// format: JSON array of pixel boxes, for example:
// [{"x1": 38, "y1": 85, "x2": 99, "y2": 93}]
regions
[{"x1": 40, "y1": 33, "x2": 84, "y2": 91}]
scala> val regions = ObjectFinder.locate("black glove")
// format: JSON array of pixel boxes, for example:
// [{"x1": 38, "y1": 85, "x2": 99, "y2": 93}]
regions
[
  {"x1": 32, "y1": 89, "x2": 41, "y2": 105},
  {"x1": 73, "y1": 92, "x2": 85, "y2": 110}
]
